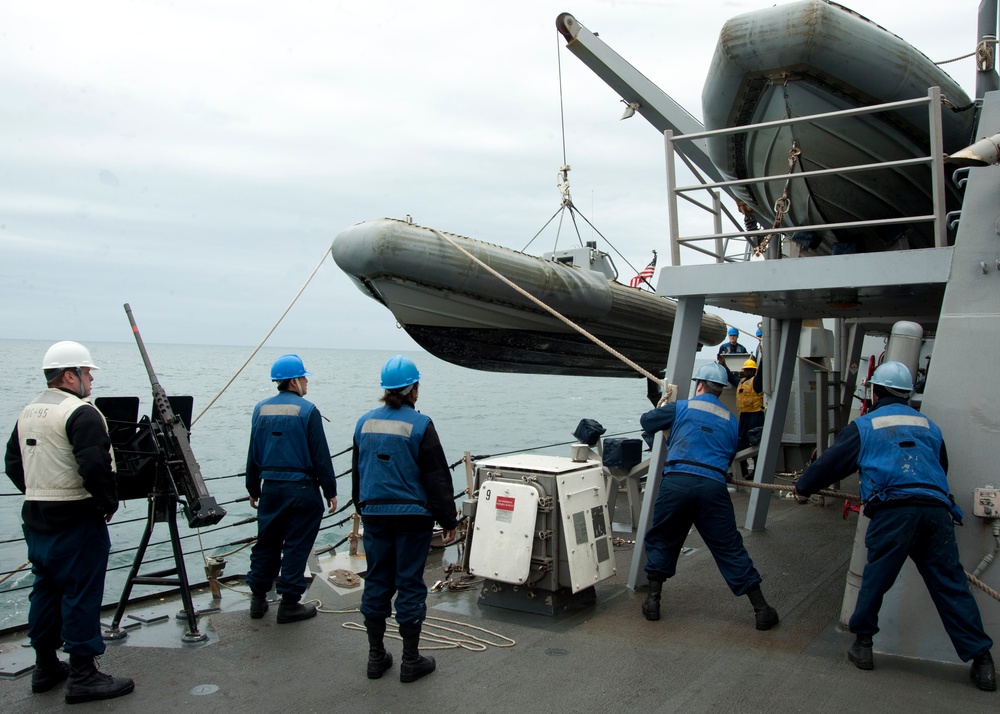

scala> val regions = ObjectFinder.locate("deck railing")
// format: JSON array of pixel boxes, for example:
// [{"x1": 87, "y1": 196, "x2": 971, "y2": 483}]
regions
[{"x1": 663, "y1": 87, "x2": 949, "y2": 267}]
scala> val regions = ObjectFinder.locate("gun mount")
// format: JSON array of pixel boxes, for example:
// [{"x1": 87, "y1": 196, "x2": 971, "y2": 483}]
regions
[
  {"x1": 99, "y1": 304, "x2": 228, "y2": 644},
  {"x1": 116, "y1": 303, "x2": 225, "y2": 528}
]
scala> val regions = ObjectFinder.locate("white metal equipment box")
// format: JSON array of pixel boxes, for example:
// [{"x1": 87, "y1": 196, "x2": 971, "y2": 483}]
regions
[
  {"x1": 468, "y1": 480, "x2": 541, "y2": 584},
  {"x1": 469, "y1": 454, "x2": 615, "y2": 595}
]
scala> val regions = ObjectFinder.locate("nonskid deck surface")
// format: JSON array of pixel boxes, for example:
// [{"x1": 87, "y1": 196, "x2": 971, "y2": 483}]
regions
[{"x1": 0, "y1": 488, "x2": 990, "y2": 713}]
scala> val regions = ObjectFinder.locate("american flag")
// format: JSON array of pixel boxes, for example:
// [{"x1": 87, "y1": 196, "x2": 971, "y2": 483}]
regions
[{"x1": 629, "y1": 252, "x2": 657, "y2": 288}]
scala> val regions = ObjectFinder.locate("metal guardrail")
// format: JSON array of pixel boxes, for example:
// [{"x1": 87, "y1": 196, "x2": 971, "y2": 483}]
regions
[{"x1": 662, "y1": 87, "x2": 949, "y2": 266}]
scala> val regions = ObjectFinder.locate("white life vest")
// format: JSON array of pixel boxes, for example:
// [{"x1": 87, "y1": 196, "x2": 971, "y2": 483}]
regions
[{"x1": 16, "y1": 388, "x2": 115, "y2": 502}]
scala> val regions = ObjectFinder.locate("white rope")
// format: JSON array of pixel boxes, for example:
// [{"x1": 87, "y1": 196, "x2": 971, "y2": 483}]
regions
[
  {"x1": 333, "y1": 609, "x2": 516, "y2": 650},
  {"x1": 427, "y1": 227, "x2": 664, "y2": 387},
  {"x1": 935, "y1": 38, "x2": 997, "y2": 66},
  {"x1": 190, "y1": 244, "x2": 332, "y2": 426}
]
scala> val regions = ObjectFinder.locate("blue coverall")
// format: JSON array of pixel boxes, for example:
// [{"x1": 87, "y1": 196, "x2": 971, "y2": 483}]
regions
[
  {"x1": 245, "y1": 390, "x2": 337, "y2": 599},
  {"x1": 641, "y1": 395, "x2": 764, "y2": 595},
  {"x1": 352, "y1": 404, "x2": 458, "y2": 626},
  {"x1": 796, "y1": 396, "x2": 993, "y2": 661}
]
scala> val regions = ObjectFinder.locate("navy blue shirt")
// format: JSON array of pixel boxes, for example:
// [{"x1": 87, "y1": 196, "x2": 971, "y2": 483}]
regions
[
  {"x1": 245, "y1": 390, "x2": 337, "y2": 501},
  {"x1": 795, "y1": 396, "x2": 948, "y2": 501},
  {"x1": 351, "y1": 410, "x2": 457, "y2": 530}
]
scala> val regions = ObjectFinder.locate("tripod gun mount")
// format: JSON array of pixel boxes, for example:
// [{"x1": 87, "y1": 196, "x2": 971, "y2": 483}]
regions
[{"x1": 103, "y1": 304, "x2": 227, "y2": 644}]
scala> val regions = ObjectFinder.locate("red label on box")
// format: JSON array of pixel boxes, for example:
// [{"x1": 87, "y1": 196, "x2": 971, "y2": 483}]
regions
[{"x1": 496, "y1": 496, "x2": 516, "y2": 511}]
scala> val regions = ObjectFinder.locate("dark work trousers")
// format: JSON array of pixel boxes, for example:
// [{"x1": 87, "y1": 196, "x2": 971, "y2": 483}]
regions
[
  {"x1": 850, "y1": 505, "x2": 994, "y2": 660},
  {"x1": 737, "y1": 410, "x2": 765, "y2": 451},
  {"x1": 360, "y1": 519, "x2": 434, "y2": 626},
  {"x1": 246, "y1": 480, "x2": 324, "y2": 598},
  {"x1": 644, "y1": 474, "x2": 762, "y2": 596},
  {"x1": 23, "y1": 516, "x2": 110, "y2": 656}
]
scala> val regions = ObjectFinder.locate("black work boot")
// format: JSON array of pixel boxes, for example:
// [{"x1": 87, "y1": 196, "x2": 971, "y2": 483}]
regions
[
  {"x1": 64, "y1": 654, "x2": 134, "y2": 705},
  {"x1": 642, "y1": 577, "x2": 663, "y2": 621},
  {"x1": 31, "y1": 649, "x2": 69, "y2": 693},
  {"x1": 398, "y1": 622, "x2": 436, "y2": 683},
  {"x1": 276, "y1": 595, "x2": 317, "y2": 624},
  {"x1": 848, "y1": 635, "x2": 874, "y2": 670},
  {"x1": 364, "y1": 618, "x2": 393, "y2": 679},
  {"x1": 971, "y1": 650, "x2": 996, "y2": 691},
  {"x1": 746, "y1": 584, "x2": 779, "y2": 631},
  {"x1": 249, "y1": 592, "x2": 269, "y2": 619}
]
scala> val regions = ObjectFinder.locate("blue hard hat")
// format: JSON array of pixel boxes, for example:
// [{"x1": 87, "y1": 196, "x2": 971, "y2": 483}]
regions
[
  {"x1": 692, "y1": 363, "x2": 729, "y2": 389},
  {"x1": 727, "y1": 327, "x2": 739, "y2": 336},
  {"x1": 380, "y1": 355, "x2": 420, "y2": 390},
  {"x1": 755, "y1": 328, "x2": 763, "y2": 338},
  {"x1": 869, "y1": 361, "x2": 913, "y2": 395},
  {"x1": 270, "y1": 354, "x2": 311, "y2": 381}
]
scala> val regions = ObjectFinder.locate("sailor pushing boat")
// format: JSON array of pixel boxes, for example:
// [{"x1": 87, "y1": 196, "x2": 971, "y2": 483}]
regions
[
  {"x1": 638, "y1": 363, "x2": 779, "y2": 631},
  {"x1": 794, "y1": 362, "x2": 996, "y2": 691}
]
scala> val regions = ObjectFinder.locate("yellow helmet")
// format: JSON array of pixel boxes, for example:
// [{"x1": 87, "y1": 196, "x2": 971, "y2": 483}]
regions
[{"x1": 742, "y1": 358, "x2": 757, "y2": 370}]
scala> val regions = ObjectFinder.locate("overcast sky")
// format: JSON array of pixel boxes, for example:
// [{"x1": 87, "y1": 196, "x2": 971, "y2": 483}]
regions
[{"x1": 0, "y1": 0, "x2": 985, "y2": 350}]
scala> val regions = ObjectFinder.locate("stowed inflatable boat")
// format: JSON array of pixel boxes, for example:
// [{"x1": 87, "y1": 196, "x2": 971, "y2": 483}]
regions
[{"x1": 701, "y1": 0, "x2": 977, "y2": 254}]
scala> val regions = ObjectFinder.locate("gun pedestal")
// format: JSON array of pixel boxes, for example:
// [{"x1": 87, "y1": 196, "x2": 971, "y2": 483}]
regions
[
  {"x1": 104, "y1": 471, "x2": 208, "y2": 644},
  {"x1": 102, "y1": 304, "x2": 227, "y2": 644},
  {"x1": 98, "y1": 396, "x2": 220, "y2": 644}
]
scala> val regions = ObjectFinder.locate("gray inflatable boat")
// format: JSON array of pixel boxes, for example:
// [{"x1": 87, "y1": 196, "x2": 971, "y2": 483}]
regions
[
  {"x1": 332, "y1": 218, "x2": 726, "y2": 378},
  {"x1": 701, "y1": 0, "x2": 977, "y2": 254}
]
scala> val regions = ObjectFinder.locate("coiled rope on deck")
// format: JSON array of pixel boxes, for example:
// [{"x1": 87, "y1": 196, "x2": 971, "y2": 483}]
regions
[{"x1": 338, "y1": 611, "x2": 516, "y2": 651}]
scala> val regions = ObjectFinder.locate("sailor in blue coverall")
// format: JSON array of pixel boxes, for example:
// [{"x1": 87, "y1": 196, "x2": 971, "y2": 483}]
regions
[
  {"x1": 718, "y1": 326, "x2": 748, "y2": 355},
  {"x1": 245, "y1": 354, "x2": 337, "y2": 624},
  {"x1": 794, "y1": 361, "x2": 995, "y2": 691},
  {"x1": 353, "y1": 355, "x2": 458, "y2": 683},
  {"x1": 639, "y1": 363, "x2": 778, "y2": 630}
]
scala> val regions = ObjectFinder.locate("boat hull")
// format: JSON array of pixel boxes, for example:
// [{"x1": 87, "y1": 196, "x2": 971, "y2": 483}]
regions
[
  {"x1": 701, "y1": 0, "x2": 976, "y2": 254},
  {"x1": 332, "y1": 218, "x2": 727, "y2": 378}
]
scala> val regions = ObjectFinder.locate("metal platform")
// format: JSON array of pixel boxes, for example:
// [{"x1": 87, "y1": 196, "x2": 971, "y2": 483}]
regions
[{"x1": 656, "y1": 247, "x2": 952, "y2": 331}]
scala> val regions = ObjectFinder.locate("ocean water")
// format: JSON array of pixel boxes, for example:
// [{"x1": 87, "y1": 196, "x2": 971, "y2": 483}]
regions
[{"x1": 0, "y1": 339, "x2": 653, "y2": 630}]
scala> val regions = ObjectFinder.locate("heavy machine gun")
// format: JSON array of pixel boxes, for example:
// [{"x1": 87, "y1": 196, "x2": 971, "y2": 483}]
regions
[
  {"x1": 124, "y1": 303, "x2": 225, "y2": 528},
  {"x1": 100, "y1": 304, "x2": 227, "y2": 644}
]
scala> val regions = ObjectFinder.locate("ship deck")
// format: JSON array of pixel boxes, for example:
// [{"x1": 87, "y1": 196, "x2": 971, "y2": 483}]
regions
[{"x1": 1, "y1": 484, "x2": 992, "y2": 712}]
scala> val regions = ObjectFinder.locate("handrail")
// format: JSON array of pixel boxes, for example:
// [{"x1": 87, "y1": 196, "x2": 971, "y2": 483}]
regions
[{"x1": 665, "y1": 87, "x2": 949, "y2": 266}]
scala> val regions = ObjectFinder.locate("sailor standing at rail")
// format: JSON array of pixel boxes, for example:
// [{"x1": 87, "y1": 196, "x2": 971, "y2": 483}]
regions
[
  {"x1": 245, "y1": 354, "x2": 338, "y2": 624},
  {"x1": 794, "y1": 362, "x2": 995, "y2": 691},
  {"x1": 352, "y1": 355, "x2": 457, "y2": 683},
  {"x1": 717, "y1": 326, "x2": 748, "y2": 355},
  {"x1": 639, "y1": 363, "x2": 779, "y2": 631},
  {"x1": 4, "y1": 341, "x2": 135, "y2": 704}
]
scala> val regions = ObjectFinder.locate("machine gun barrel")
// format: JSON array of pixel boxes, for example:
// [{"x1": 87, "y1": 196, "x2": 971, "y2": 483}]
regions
[{"x1": 124, "y1": 303, "x2": 226, "y2": 528}]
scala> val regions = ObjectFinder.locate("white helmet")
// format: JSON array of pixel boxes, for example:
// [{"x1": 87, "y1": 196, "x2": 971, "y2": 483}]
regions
[{"x1": 42, "y1": 341, "x2": 100, "y2": 371}]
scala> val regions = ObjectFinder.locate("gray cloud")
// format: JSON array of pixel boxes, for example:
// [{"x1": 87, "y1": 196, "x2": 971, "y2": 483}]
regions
[{"x1": 0, "y1": 0, "x2": 979, "y2": 348}]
